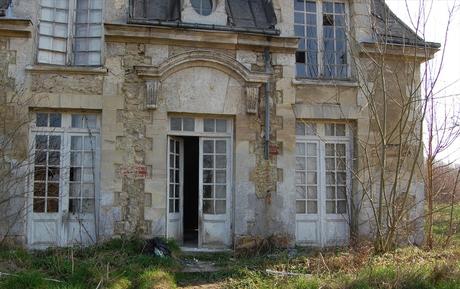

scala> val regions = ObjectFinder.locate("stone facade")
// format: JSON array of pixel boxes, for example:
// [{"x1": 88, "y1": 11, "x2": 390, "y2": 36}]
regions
[{"x1": 0, "y1": 0, "x2": 437, "y2": 249}]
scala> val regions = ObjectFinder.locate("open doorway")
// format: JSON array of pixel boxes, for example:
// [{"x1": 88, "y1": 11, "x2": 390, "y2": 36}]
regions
[{"x1": 182, "y1": 136, "x2": 199, "y2": 246}]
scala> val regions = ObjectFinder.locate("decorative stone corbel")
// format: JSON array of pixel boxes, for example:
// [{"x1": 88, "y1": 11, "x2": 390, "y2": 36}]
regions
[
  {"x1": 145, "y1": 79, "x2": 161, "y2": 109},
  {"x1": 246, "y1": 84, "x2": 261, "y2": 114}
]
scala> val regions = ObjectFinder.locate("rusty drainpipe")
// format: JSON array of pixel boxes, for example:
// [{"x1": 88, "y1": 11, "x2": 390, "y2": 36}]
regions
[{"x1": 264, "y1": 47, "x2": 271, "y2": 160}]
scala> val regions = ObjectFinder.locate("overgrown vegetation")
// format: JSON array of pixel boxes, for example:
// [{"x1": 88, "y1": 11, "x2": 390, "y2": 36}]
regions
[{"x1": 0, "y1": 214, "x2": 459, "y2": 289}]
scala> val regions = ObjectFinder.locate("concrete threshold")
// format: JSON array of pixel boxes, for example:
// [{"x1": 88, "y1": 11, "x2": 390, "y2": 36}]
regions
[{"x1": 180, "y1": 246, "x2": 232, "y2": 253}]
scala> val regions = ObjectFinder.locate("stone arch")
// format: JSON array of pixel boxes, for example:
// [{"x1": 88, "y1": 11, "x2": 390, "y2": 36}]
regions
[{"x1": 135, "y1": 50, "x2": 267, "y2": 114}]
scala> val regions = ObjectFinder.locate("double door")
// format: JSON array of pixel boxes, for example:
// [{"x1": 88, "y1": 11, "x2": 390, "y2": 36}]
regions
[{"x1": 167, "y1": 136, "x2": 232, "y2": 248}]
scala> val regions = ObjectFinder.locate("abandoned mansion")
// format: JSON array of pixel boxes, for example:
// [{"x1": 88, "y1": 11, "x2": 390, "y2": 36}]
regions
[{"x1": 0, "y1": 0, "x2": 439, "y2": 249}]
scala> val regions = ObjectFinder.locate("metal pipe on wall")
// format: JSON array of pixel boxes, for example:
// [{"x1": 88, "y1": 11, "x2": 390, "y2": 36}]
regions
[{"x1": 264, "y1": 47, "x2": 271, "y2": 160}]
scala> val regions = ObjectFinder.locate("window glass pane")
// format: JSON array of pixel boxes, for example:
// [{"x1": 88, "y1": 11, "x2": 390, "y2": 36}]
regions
[
  {"x1": 215, "y1": 200, "x2": 226, "y2": 214},
  {"x1": 48, "y1": 183, "x2": 59, "y2": 197},
  {"x1": 336, "y1": 124, "x2": 346, "y2": 136},
  {"x1": 33, "y1": 198, "x2": 46, "y2": 213},
  {"x1": 294, "y1": 0, "x2": 304, "y2": 11},
  {"x1": 216, "y1": 140, "x2": 226, "y2": 153},
  {"x1": 49, "y1": 113, "x2": 62, "y2": 127},
  {"x1": 296, "y1": 200, "x2": 306, "y2": 214},
  {"x1": 203, "y1": 200, "x2": 213, "y2": 214},
  {"x1": 47, "y1": 198, "x2": 59, "y2": 213},
  {"x1": 55, "y1": 0, "x2": 69, "y2": 9},
  {"x1": 170, "y1": 118, "x2": 181, "y2": 131},
  {"x1": 307, "y1": 201, "x2": 317, "y2": 214},
  {"x1": 38, "y1": 36, "x2": 53, "y2": 49},
  {"x1": 296, "y1": 143, "x2": 305, "y2": 155},
  {"x1": 337, "y1": 200, "x2": 347, "y2": 214},
  {"x1": 307, "y1": 186, "x2": 317, "y2": 199},
  {"x1": 204, "y1": 119, "x2": 214, "y2": 132},
  {"x1": 296, "y1": 186, "x2": 306, "y2": 199},
  {"x1": 294, "y1": 12, "x2": 304, "y2": 24},
  {"x1": 306, "y1": 1, "x2": 316, "y2": 12},
  {"x1": 216, "y1": 119, "x2": 227, "y2": 132},
  {"x1": 203, "y1": 155, "x2": 213, "y2": 168},
  {"x1": 296, "y1": 157, "x2": 306, "y2": 170},
  {"x1": 296, "y1": 122, "x2": 305, "y2": 135},
  {"x1": 36, "y1": 113, "x2": 48, "y2": 127},
  {"x1": 182, "y1": 118, "x2": 194, "y2": 131},
  {"x1": 215, "y1": 185, "x2": 226, "y2": 198},
  {"x1": 203, "y1": 185, "x2": 213, "y2": 198},
  {"x1": 326, "y1": 201, "x2": 335, "y2": 214},
  {"x1": 49, "y1": 136, "x2": 61, "y2": 150},
  {"x1": 34, "y1": 183, "x2": 46, "y2": 197},
  {"x1": 215, "y1": 155, "x2": 226, "y2": 168}
]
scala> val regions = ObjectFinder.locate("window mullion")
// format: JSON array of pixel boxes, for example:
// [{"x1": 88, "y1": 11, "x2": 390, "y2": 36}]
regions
[
  {"x1": 317, "y1": 0, "x2": 324, "y2": 78},
  {"x1": 67, "y1": 0, "x2": 76, "y2": 65}
]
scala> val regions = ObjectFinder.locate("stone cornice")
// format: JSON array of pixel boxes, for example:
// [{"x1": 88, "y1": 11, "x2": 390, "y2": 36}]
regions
[
  {"x1": 359, "y1": 42, "x2": 439, "y2": 62},
  {"x1": 0, "y1": 18, "x2": 33, "y2": 38},
  {"x1": 104, "y1": 23, "x2": 298, "y2": 53},
  {"x1": 293, "y1": 78, "x2": 359, "y2": 88},
  {"x1": 26, "y1": 65, "x2": 108, "y2": 75}
]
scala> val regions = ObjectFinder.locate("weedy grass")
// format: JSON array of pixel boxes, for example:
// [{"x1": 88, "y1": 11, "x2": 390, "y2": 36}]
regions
[{"x1": 0, "y1": 204, "x2": 459, "y2": 289}]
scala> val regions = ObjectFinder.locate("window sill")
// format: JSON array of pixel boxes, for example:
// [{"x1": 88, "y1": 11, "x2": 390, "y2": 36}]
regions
[
  {"x1": 26, "y1": 65, "x2": 108, "y2": 75},
  {"x1": 292, "y1": 78, "x2": 359, "y2": 88}
]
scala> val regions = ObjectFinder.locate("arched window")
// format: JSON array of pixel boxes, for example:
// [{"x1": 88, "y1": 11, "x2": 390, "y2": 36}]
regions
[{"x1": 191, "y1": 0, "x2": 213, "y2": 16}]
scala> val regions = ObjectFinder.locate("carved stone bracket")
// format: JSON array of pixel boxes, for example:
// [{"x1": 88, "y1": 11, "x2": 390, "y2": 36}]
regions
[
  {"x1": 145, "y1": 79, "x2": 161, "y2": 109},
  {"x1": 246, "y1": 84, "x2": 261, "y2": 114}
]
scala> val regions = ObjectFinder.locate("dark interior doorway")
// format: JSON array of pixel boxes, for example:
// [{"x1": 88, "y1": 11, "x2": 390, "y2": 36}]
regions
[{"x1": 182, "y1": 136, "x2": 199, "y2": 246}]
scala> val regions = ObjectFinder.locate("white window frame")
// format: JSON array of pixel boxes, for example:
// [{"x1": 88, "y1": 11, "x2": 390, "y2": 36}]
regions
[
  {"x1": 37, "y1": 0, "x2": 104, "y2": 66},
  {"x1": 295, "y1": 121, "x2": 353, "y2": 217},
  {"x1": 29, "y1": 112, "x2": 101, "y2": 216},
  {"x1": 294, "y1": 0, "x2": 350, "y2": 80}
]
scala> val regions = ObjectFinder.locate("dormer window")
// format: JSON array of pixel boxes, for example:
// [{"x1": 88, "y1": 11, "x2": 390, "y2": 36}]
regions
[{"x1": 191, "y1": 0, "x2": 212, "y2": 16}]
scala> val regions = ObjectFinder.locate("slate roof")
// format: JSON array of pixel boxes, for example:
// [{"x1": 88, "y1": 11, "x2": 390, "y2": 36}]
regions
[
  {"x1": 371, "y1": 0, "x2": 440, "y2": 48},
  {"x1": 130, "y1": 0, "x2": 277, "y2": 33}
]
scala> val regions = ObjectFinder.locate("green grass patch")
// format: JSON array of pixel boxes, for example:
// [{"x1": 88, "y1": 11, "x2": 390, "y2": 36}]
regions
[{"x1": 0, "y1": 221, "x2": 459, "y2": 289}]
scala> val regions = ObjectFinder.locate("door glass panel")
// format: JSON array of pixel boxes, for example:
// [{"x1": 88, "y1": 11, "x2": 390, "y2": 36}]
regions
[
  {"x1": 325, "y1": 142, "x2": 348, "y2": 214},
  {"x1": 33, "y1": 135, "x2": 61, "y2": 213},
  {"x1": 202, "y1": 139, "x2": 228, "y2": 215},
  {"x1": 69, "y1": 135, "x2": 96, "y2": 214},
  {"x1": 168, "y1": 139, "x2": 180, "y2": 213},
  {"x1": 295, "y1": 142, "x2": 318, "y2": 215}
]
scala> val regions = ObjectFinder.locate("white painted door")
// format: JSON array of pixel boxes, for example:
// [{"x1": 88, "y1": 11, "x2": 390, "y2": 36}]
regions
[
  {"x1": 295, "y1": 141, "x2": 322, "y2": 246},
  {"x1": 167, "y1": 137, "x2": 183, "y2": 243},
  {"x1": 28, "y1": 113, "x2": 99, "y2": 249},
  {"x1": 64, "y1": 133, "x2": 98, "y2": 245},
  {"x1": 295, "y1": 122, "x2": 351, "y2": 247},
  {"x1": 199, "y1": 138, "x2": 231, "y2": 248},
  {"x1": 29, "y1": 133, "x2": 64, "y2": 248}
]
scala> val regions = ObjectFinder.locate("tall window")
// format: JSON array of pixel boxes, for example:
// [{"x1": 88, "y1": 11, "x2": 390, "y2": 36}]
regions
[
  {"x1": 294, "y1": 0, "x2": 348, "y2": 79},
  {"x1": 296, "y1": 122, "x2": 351, "y2": 215},
  {"x1": 38, "y1": 0, "x2": 103, "y2": 66},
  {"x1": 32, "y1": 113, "x2": 99, "y2": 214}
]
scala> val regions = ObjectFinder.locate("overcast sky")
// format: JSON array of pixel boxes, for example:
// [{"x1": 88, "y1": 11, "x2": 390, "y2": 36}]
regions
[{"x1": 386, "y1": 0, "x2": 460, "y2": 164}]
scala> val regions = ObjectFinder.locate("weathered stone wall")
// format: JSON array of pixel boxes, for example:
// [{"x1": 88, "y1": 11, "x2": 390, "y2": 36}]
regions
[{"x1": 0, "y1": 0, "x2": 428, "y2": 248}]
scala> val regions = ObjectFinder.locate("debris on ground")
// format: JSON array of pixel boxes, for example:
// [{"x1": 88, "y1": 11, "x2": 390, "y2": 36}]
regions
[
  {"x1": 181, "y1": 258, "x2": 219, "y2": 273},
  {"x1": 144, "y1": 238, "x2": 172, "y2": 257}
]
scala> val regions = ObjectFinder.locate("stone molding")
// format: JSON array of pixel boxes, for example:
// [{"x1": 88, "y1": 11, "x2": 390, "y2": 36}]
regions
[
  {"x1": 246, "y1": 84, "x2": 260, "y2": 114},
  {"x1": 292, "y1": 78, "x2": 359, "y2": 88},
  {"x1": 145, "y1": 79, "x2": 160, "y2": 109},
  {"x1": 359, "y1": 42, "x2": 439, "y2": 61},
  {"x1": 136, "y1": 50, "x2": 269, "y2": 114},
  {"x1": 26, "y1": 65, "x2": 108, "y2": 75},
  {"x1": 0, "y1": 18, "x2": 32, "y2": 38},
  {"x1": 104, "y1": 23, "x2": 298, "y2": 52},
  {"x1": 135, "y1": 50, "x2": 269, "y2": 84}
]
